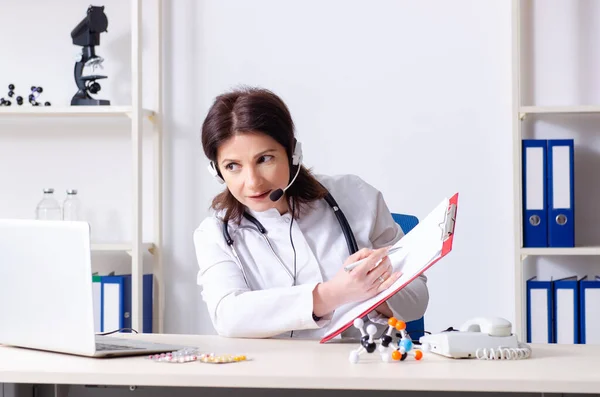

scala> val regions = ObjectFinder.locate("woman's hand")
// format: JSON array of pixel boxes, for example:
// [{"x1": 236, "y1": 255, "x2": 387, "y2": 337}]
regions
[{"x1": 313, "y1": 247, "x2": 401, "y2": 317}]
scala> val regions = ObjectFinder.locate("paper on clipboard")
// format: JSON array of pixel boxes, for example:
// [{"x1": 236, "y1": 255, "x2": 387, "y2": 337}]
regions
[{"x1": 320, "y1": 192, "x2": 458, "y2": 343}]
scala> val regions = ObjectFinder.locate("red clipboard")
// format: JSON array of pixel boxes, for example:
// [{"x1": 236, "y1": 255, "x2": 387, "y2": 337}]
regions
[{"x1": 320, "y1": 192, "x2": 459, "y2": 343}]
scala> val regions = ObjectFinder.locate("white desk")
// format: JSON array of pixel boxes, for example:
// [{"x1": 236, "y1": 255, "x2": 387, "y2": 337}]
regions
[{"x1": 0, "y1": 333, "x2": 598, "y2": 394}]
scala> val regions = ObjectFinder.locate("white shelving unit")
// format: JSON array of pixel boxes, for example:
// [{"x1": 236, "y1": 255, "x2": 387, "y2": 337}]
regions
[
  {"x1": 512, "y1": 0, "x2": 600, "y2": 340},
  {"x1": 520, "y1": 105, "x2": 600, "y2": 117},
  {"x1": 0, "y1": 0, "x2": 163, "y2": 334},
  {"x1": 520, "y1": 247, "x2": 600, "y2": 258},
  {"x1": 0, "y1": 106, "x2": 155, "y2": 119},
  {"x1": 91, "y1": 243, "x2": 156, "y2": 254}
]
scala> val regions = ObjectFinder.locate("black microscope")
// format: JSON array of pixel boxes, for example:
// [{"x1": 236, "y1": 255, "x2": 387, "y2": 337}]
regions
[{"x1": 71, "y1": 5, "x2": 110, "y2": 106}]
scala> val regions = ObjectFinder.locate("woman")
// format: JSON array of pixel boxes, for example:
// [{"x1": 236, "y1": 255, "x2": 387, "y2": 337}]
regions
[{"x1": 194, "y1": 87, "x2": 429, "y2": 339}]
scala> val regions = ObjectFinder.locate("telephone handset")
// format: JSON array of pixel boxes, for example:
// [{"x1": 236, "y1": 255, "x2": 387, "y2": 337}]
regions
[
  {"x1": 419, "y1": 317, "x2": 532, "y2": 360},
  {"x1": 459, "y1": 316, "x2": 513, "y2": 337}
]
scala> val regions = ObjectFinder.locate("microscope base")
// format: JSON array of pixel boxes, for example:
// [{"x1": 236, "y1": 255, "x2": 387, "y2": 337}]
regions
[{"x1": 71, "y1": 98, "x2": 110, "y2": 106}]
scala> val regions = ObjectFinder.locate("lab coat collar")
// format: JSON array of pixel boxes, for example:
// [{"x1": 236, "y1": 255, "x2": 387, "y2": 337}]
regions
[{"x1": 246, "y1": 206, "x2": 291, "y2": 221}]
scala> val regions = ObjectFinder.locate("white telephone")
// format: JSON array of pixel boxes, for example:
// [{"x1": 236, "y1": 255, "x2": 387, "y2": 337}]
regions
[{"x1": 419, "y1": 317, "x2": 532, "y2": 360}]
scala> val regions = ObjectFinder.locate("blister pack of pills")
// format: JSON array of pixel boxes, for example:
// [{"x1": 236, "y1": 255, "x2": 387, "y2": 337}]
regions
[
  {"x1": 148, "y1": 348, "x2": 247, "y2": 364},
  {"x1": 198, "y1": 353, "x2": 247, "y2": 364}
]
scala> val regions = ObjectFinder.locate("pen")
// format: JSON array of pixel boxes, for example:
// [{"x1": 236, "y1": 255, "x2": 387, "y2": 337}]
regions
[{"x1": 343, "y1": 246, "x2": 404, "y2": 272}]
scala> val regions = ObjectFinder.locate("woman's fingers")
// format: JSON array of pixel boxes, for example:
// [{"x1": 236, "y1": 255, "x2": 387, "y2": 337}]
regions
[
  {"x1": 355, "y1": 247, "x2": 390, "y2": 276},
  {"x1": 342, "y1": 248, "x2": 373, "y2": 271},
  {"x1": 376, "y1": 271, "x2": 402, "y2": 293},
  {"x1": 366, "y1": 257, "x2": 392, "y2": 285},
  {"x1": 346, "y1": 248, "x2": 373, "y2": 263}
]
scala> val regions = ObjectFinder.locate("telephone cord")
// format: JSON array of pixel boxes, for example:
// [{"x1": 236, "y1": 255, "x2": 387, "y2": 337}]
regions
[{"x1": 476, "y1": 342, "x2": 532, "y2": 360}]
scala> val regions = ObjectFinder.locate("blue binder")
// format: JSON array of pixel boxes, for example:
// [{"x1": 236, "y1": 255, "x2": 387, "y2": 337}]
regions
[
  {"x1": 522, "y1": 139, "x2": 548, "y2": 247},
  {"x1": 100, "y1": 274, "x2": 153, "y2": 333},
  {"x1": 553, "y1": 276, "x2": 579, "y2": 344},
  {"x1": 579, "y1": 276, "x2": 600, "y2": 344},
  {"x1": 100, "y1": 276, "x2": 125, "y2": 333},
  {"x1": 121, "y1": 274, "x2": 153, "y2": 333},
  {"x1": 547, "y1": 139, "x2": 575, "y2": 247},
  {"x1": 526, "y1": 277, "x2": 554, "y2": 343}
]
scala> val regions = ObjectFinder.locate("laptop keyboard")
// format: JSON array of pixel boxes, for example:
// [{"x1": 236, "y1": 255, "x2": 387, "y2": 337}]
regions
[{"x1": 96, "y1": 342, "x2": 143, "y2": 351}]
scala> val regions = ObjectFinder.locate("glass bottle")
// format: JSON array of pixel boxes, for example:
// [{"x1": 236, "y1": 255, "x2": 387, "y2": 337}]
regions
[
  {"x1": 35, "y1": 188, "x2": 62, "y2": 220},
  {"x1": 62, "y1": 189, "x2": 81, "y2": 221}
]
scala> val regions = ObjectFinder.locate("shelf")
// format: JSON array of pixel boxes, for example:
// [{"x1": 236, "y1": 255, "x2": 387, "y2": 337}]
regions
[
  {"x1": 520, "y1": 246, "x2": 600, "y2": 258},
  {"x1": 91, "y1": 243, "x2": 156, "y2": 255},
  {"x1": 0, "y1": 106, "x2": 155, "y2": 121},
  {"x1": 519, "y1": 105, "x2": 600, "y2": 119}
]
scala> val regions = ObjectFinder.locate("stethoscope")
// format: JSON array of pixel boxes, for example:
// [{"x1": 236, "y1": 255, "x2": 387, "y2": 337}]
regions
[{"x1": 222, "y1": 190, "x2": 359, "y2": 288}]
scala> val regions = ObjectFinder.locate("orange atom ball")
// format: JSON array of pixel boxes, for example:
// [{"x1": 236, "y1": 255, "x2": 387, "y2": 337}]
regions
[
  {"x1": 388, "y1": 317, "x2": 398, "y2": 327},
  {"x1": 391, "y1": 350, "x2": 402, "y2": 361},
  {"x1": 395, "y1": 321, "x2": 406, "y2": 331},
  {"x1": 415, "y1": 350, "x2": 423, "y2": 360}
]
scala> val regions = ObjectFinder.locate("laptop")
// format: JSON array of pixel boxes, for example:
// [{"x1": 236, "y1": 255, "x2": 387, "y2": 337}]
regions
[{"x1": 0, "y1": 219, "x2": 187, "y2": 357}]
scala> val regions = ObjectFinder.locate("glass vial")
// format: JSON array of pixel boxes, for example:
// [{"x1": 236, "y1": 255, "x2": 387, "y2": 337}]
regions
[
  {"x1": 35, "y1": 188, "x2": 62, "y2": 220},
  {"x1": 62, "y1": 189, "x2": 81, "y2": 221}
]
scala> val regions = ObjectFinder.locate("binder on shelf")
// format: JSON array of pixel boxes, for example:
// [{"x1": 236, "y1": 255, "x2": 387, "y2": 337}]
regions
[
  {"x1": 547, "y1": 139, "x2": 575, "y2": 248},
  {"x1": 100, "y1": 274, "x2": 153, "y2": 333},
  {"x1": 121, "y1": 274, "x2": 153, "y2": 334},
  {"x1": 579, "y1": 276, "x2": 600, "y2": 344},
  {"x1": 522, "y1": 139, "x2": 548, "y2": 247},
  {"x1": 553, "y1": 276, "x2": 580, "y2": 344},
  {"x1": 100, "y1": 275, "x2": 125, "y2": 333},
  {"x1": 526, "y1": 276, "x2": 553, "y2": 343},
  {"x1": 92, "y1": 274, "x2": 101, "y2": 333}
]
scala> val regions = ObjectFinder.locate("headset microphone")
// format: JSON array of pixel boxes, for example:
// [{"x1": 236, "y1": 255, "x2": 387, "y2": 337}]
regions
[
  {"x1": 269, "y1": 189, "x2": 284, "y2": 202},
  {"x1": 269, "y1": 141, "x2": 303, "y2": 202},
  {"x1": 270, "y1": 162, "x2": 301, "y2": 201}
]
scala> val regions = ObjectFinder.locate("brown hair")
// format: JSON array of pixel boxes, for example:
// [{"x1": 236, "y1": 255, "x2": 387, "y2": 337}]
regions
[{"x1": 201, "y1": 86, "x2": 328, "y2": 223}]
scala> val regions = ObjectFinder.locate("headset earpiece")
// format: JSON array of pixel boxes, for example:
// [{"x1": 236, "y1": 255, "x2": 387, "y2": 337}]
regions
[
  {"x1": 207, "y1": 161, "x2": 225, "y2": 184},
  {"x1": 291, "y1": 140, "x2": 303, "y2": 166}
]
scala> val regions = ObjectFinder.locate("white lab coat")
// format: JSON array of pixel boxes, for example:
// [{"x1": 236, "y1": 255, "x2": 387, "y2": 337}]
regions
[{"x1": 194, "y1": 174, "x2": 429, "y2": 339}]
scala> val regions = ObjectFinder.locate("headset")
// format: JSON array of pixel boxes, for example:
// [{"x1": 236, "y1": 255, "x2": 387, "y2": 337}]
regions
[{"x1": 207, "y1": 139, "x2": 359, "y2": 287}]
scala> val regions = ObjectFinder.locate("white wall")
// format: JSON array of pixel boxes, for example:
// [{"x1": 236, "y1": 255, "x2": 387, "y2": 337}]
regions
[
  {"x1": 166, "y1": 0, "x2": 515, "y2": 335},
  {"x1": 1, "y1": 0, "x2": 516, "y2": 336}
]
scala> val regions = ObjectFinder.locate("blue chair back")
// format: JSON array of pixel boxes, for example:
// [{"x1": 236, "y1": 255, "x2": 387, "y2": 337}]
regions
[
  {"x1": 391, "y1": 213, "x2": 425, "y2": 341},
  {"x1": 391, "y1": 213, "x2": 419, "y2": 235}
]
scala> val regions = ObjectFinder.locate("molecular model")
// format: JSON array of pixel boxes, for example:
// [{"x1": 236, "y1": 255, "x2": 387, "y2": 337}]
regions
[
  {"x1": 349, "y1": 317, "x2": 424, "y2": 364},
  {"x1": 0, "y1": 84, "x2": 51, "y2": 106}
]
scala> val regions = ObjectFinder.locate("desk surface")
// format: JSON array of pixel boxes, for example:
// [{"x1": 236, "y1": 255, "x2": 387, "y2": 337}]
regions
[{"x1": 0, "y1": 333, "x2": 598, "y2": 394}]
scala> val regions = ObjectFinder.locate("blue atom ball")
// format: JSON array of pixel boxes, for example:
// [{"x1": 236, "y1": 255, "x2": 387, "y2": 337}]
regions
[{"x1": 399, "y1": 338, "x2": 413, "y2": 352}]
